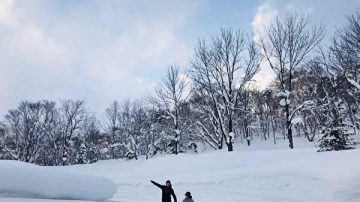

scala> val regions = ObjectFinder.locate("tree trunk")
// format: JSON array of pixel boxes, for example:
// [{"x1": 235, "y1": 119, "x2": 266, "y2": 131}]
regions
[
  {"x1": 272, "y1": 117, "x2": 276, "y2": 145},
  {"x1": 244, "y1": 121, "x2": 250, "y2": 146},
  {"x1": 286, "y1": 103, "x2": 294, "y2": 149},
  {"x1": 227, "y1": 141, "x2": 233, "y2": 151},
  {"x1": 227, "y1": 118, "x2": 233, "y2": 152},
  {"x1": 174, "y1": 110, "x2": 179, "y2": 155}
]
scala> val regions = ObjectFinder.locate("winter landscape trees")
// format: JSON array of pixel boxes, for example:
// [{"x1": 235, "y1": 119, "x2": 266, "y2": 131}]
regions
[
  {"x1": 0, "y1": 10, "x2": 359, "y2": 165},
  {"x1": 147, "y1": 65, "x2": 190, "y2": 154},
  {"x1": 189, "y1": 28, "x2": 261, "y2": 151},
  {"x1": 259, "y1": 13, "x2": 325, "y2": 149}
]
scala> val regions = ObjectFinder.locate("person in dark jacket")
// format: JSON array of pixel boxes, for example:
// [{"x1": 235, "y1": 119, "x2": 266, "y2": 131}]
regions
[
  {"x1": 151, "y1": 180, "x2": 177, "y2": 202},
  {"x1": 182, "y1": 191, "x2": 194, "y2": 202}
]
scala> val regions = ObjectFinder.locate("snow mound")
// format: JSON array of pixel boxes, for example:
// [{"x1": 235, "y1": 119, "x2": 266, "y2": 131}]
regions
[{"x1": 0, "y1": 160, "x2": 117, "y2": 201}]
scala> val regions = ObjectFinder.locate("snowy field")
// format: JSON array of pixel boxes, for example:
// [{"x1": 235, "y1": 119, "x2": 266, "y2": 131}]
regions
[
  {"x1": 0, "y1": 161, "x2": 116, "y2": 201},
  {"x1": 1, "y1": 138, "x2": 360, "y2": 202}
]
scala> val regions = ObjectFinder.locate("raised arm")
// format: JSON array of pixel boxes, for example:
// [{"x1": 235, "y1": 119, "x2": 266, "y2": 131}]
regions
[
  {"x1": 150, "y1": 180, "x2": 163, "y2": 189},
  {"x1": 171, "y1": 189, "x2": 177, "y2": 202}
]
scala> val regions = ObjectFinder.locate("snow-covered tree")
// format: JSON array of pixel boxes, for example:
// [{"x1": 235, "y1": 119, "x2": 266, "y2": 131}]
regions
[
  {"x1": 318, "y1": 127, "x2": 355, "y2": 152},
  {"x1": 103, "y1": 101, "x2": 121, "y2": 159},
  {"x1": 260, "y1": 13, "x2": 324, "y2": 149},
  {"x1": 59, "y1": 100, "x2": 88, "y2": 165},
  {"x1": 147, "y1": 65, "x2": 189, "y2": 155},
  {"x1": 306, "y1": 53, "x2": 356, "y2": 152},
  {"x1": 4, "y1": 101, "x2": 47, "y2": 163},
  {"x1": 76, "y1": 142, "x2": 87, "y2": 164},
  {"x1": 331, "y1": 10, "x2": 360, "y2": 132},
  {"x1": 190, "y1": 28, "x2": 261, "y2": 151},
  {"x1": 39, "y1": 101, "x2": 62, "y2": 165}
]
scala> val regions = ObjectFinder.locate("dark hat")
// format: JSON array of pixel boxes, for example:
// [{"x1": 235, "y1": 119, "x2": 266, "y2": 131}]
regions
[{"x1": 185, "y1": 192, "x2": 192, "y2": 197}]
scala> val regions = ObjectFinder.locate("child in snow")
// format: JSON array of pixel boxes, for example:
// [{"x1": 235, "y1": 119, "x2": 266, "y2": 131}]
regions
[
  {"x1": 151, "y1": 180, "x2": 177, "y2": 202},
  {"x1": 182, "y1": 191, "x2": 194, "y2": 202}
]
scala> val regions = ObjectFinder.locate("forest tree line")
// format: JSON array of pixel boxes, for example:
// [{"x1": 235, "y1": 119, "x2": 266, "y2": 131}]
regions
[{"x1": 0, "y1": 10, "x2": 359, "y2": 165}]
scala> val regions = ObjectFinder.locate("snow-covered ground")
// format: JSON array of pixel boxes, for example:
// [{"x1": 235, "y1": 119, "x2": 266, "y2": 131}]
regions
[
  {"x1": 0, "y1": 160, "x2": 117, "y2": 201},
  {"x1": 1, "y1": 137, "x2": 359, "y2": 202}
]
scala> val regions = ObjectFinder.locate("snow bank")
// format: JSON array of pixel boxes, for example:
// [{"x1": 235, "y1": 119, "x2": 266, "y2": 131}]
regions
[
  {"x1": 0, "y1": 160, "x2": 117, "y2": 201},
  {"x1": 0, "y1": 198, "x2": 93, "y2": 202},
  {"x1": 59, "y1": 138, "x2": 360, "y2": 202},
  {"x1": 1, "y1": 138, "x2": 359, "y2": 202}
]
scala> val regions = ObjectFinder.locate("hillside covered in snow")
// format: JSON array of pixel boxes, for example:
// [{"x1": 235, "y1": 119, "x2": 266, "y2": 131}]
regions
[{"x1": 1, "y1": 139, "x2": 359, "y2": 202}]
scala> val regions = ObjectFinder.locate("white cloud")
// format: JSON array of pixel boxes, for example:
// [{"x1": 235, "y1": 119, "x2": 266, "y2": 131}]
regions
[
  {"x1": 1, "y1": 0, "x2": 358, "y2": 117},
  {"x1": 251, "y1": 3, "x2": 278, "y2": 44},
  {"x1": 0, "y1": 0, "x2": 17, "y2": 26},
  {"x1": 5, "y1": 24, "x2": 65, "y2": 65},
  {"x1": 250, "y1": 0, "x2": 360, "y2": 90},
  {"x1": 0, "y1": 0, "x2": 198, "y2": 116},
  {"x1": 250, "y1": 1, "x2": 320, "y2": 89},
  {"x1": 251, "y1": 3, "x2": 278, "y2": 89}
]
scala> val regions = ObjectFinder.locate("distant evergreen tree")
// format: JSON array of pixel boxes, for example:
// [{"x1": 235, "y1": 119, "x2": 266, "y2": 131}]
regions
[
  {"x1": 76, "y1": 143, "x2": 88, "y2": 164},
  {"x1": 87, "y1": 147, "x2": 98, "y2": 164},
  {"x1": 318, "y1": 127, "x2": 355, "y2": 152}
]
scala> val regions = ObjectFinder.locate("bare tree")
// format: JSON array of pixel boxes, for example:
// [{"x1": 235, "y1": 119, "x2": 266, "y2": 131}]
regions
[
  {"x1": 4, "y1": 101, "x2": 46, "y2": 163},
  {"x1": 118, "y1": 100, "x2": 139, "y2": 159},
  {"x1": 190, "y1": 28, "x2": 261, "y2": 151},
  {"x1": 147, "y1": 65, "x2": 189, "y2": 155},
  {"x1": 104, "y1": 100, "x2": 121, "y2": 159},
  {"x1": 260, "y1": 13, "x2": 324, "y2": 149},
  {"x1": 41, "y1": 101, "x2": 61, "y2": 165},
  {"x1": 59, "y1": 99, "x2": 88, "y2": 165},
  {"x1": 331, "y1": 10, "x2": 360, "y2": 130},
  {"x1": 332, "y1": 10, "x2": 360, "y2": 75}
]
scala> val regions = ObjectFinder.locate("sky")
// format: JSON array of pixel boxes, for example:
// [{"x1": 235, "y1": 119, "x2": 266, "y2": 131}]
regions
[{"x1": 0, "y1": 0, "x2": 359, "y2": 117}]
